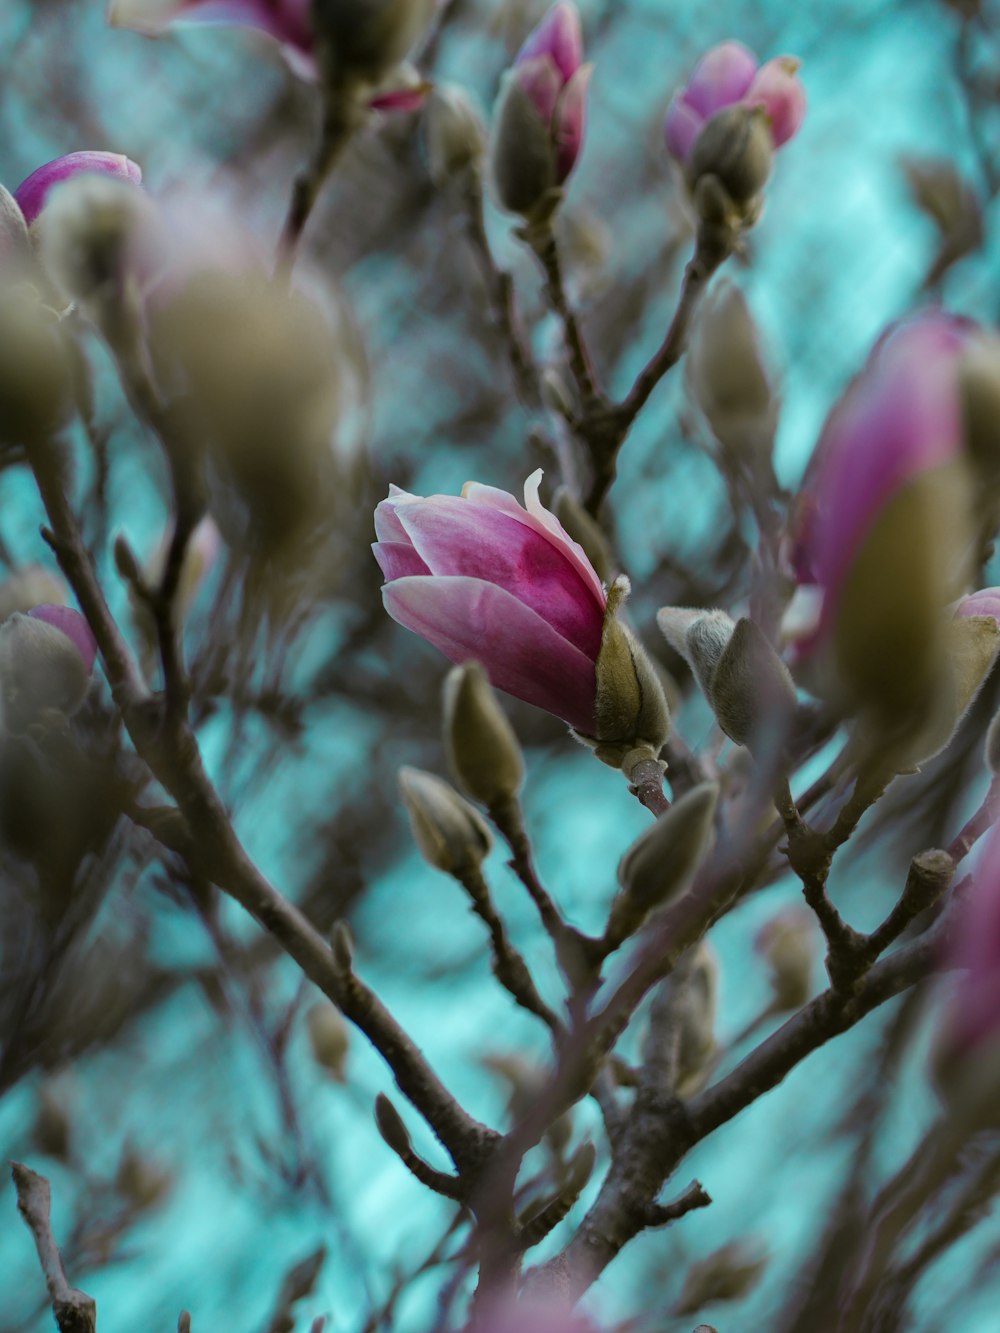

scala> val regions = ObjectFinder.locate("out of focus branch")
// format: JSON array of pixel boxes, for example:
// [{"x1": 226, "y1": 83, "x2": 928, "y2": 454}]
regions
[{"x1": 12, "y1": 1162, "x2": 97, "y2": 1333}]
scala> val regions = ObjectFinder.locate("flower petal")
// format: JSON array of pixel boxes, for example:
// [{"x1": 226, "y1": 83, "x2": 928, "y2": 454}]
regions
[
  {"x1": 374, "y1": 489, "x2": 419, "y2": 544},
  {"x1": 553, "y1": 63, "x2": 591, "y2": 182},
  {"x1": 28, "y1": 604, "x2": 98, "y2": 672},
  {"x1": 746, "y1": 56, "x2": 806, "y2": 148},
  {"x1": 14, "y1": 152, "x2": 142, "y2": 227},
  {"x1": 682, "y1": 40, "x2": 758, "y2": 119},
  {"x1": 514, "y1": 55, "x2": 561, "y2": 128},
  {"x1": 515, "y1": 2, "x2": 582, "y2": 85},
  {"x1": 383, "y1": 575, "x2": 596, "y2": 731},
  {"x1": 393, "y1": 495, "x2": 604, "y2": 657},
  {"x1": 664, "y1": 93, "x2": 705, "y2": 163},
  {"x1": 372, "y1": 540, "x2": 432, "y2": 581},
  {"x1": 108, "y1": 0, "x2": 315, "y2": 71},
  {"x1": 955, "y1": 587, "x2": 1000, "y2": 624},
  {"x1": 463, "y1": 471, "x2": 606, "y2": 608}
]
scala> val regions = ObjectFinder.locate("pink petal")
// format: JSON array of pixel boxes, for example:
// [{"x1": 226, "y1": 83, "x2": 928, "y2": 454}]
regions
[
  {"x1": 372, "y1": 540, "x2": 432, "y2": 581},
  {"x1": 108, "y1": 0, "x2": 314, "y2": 68},
  {"x1": 374, "y1": 491, "x2": 419, "y2": 544},
  {"x1": 28, "y1": 605, "x2": 98, "y2": 672},
  {"x1": 553, "y1": 63, "x2": 591, "y2": 182},
  {"x1": 369, "y1": 84, "x2": 430, "y2": 114},
  {"x1": 383, "y1": 575, "x2": 596, "y2": 731},
  {"x1": 514, "y1": 55, "x2": 562, "y2": 128},
  {"x1": 463, "y1": 471, "x2": 606, "y2": 608},
  {"x1": 682, "y1": 40, "x2": 758, "y2": 119},
  {"x1": 515, "y1": 2, "x2": 582, "y2": 85},
  {"x1": 955, "y1": 588, "x2": 1000, "y2": 624},
  {"x1": 746, "y1": 56, "x2": 806, "y2": 148},
  {"x1": 664, "y1": 93, "x2": 705, "y2": 163},
  {"x1": 14, "y1": 152, "x2": 143, "y2": 227},
  {"x1": 393, "y1": 495, "x2": 604, "y2": 657}
]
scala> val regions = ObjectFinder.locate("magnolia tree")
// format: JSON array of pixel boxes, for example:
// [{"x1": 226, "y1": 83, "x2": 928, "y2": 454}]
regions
[{"x1": 3, "y1": 1, "x2": 1000, "y2": 1330}]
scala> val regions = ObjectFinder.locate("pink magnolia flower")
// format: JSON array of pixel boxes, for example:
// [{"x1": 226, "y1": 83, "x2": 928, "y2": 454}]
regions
[
  {"x1": 789, "y1": 310, "x2": 976, "y2": 657},
  {"x1": 666, "y1": 40, "x2": 805, "y2": 164},
  {"x1": 13, "y1": 151, "x2": 142, "y2": 227},
  {"x1": 374, "y1": 471, "x2": 606, "y2": 733},
  {"x1": 512, "y1": 1, "x2": 592, "y2": 183},
  {"x1": 27, "y1": 604, "x2": 98, "y2": 672}
]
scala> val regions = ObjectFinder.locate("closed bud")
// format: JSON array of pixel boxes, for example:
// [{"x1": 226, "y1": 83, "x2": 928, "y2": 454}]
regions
[
  {"x1": 688, "y1": 104, "x2": 774, "y2": 209},
  {"x1": 490, "y1": 68, "x2": 559, "y2": 219},
  {"x1": 673, "y1": 1239, "x2": 767, "y2": 1316},
  {"x1": 687, "y1": 281, "x2": 777, "y2": 455},
  {"x1": 552, "y1": 487, "x2": 613, "y2": 582},
  {"x1": 658, "y1": 606, "x2": 736, "y2": 698},
  {"x1": 398, "y1": 766, "x2": 493, "y2": 875},
  {"x1": 0, "y1": 566, "x2": 68, "y2": 622},
  {"x1": 115, "y1": 1145, "x2": 173, "y2": 1212},
  {"x1": 0, "y1": 608, "x2": 97, "y2": 733},
  {"x1": 37, "y1": 173, "x2": 154, "y2": 316},
  {"x1": 708, "y1": 617, "x2": 797, "y2": 754},
  {"x1": 425, "y1": 85, "x2": 487, "y2": 189},
  {"x1": 331, "y1": 920, "x2": 354, "y2": 972},
  {"x1": 754, "y1": 906, "x2": 815, "y2": 1010},
  {"x1": 312, "y1": 0, "x2": 436, "y2": 86},
  {"x1": 608, "y1": 782, "x2": 719, "y2": 944},
  {"x1": 589, "y1": 577, "x2": 671, "y2": 771},
  {"x1": 0, "y1": 184, "x2": 30, "y2": 259},
  {"x1": 0, "y1": 282, "x2": 76, "y2": 445},
  {"x1": 443, "y1": 662, "x2": 524, "y2": 808},
  {"x1": 307, "y1": 1002, "x2": 349, "y2": 1081},
  {"x1": 374, "y1": 1092, "x2": 411, "y2": 1156}
]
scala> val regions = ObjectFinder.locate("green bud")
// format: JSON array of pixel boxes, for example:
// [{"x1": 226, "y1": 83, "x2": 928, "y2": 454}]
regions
[
  {"x1": 443, "y1": 662, "x2": 524, "y2": 808},
  {"x1": 686, "y1": 281, "x2": 777, "y2": 456},
  {"x1": 374, "y1": 1092, "x2": 411, "y2": 1156},
  {"x1": 425, "y1": 85, "x2": 486, "y2": 189},
  {"x1": 489, "y1": 71, "x2": 557, "y2": 219},
  {"x1": 398, "y1": 766, "x2": 493, "y2": 875},
  {"x1": 588, "y1": 578, "x2": 671, "y2": 770},
  {"x1": 607, "y1": 782, "x2": 719, "y2": 945},
  {"x1": 754, "y1": 907, "x2": 815, "y2": 1011},
  {"x1": 708, "y1": 617, "x2": 797, "y2": 753},
  {"x1": 0, "y1": 282, "x2": 76, "y2": 445},
  {"x1": 688, "y1": 105, "x2": 774, "y2": 208},
  {"x1": 306, "y1": 1002, "x2": 349, "y2": 1082},
  {"x1": 553, "y1": 486, "x2": 613, "y2": 583},
  {"x1": 312, "y1": 0, "x2": 436, "y2": 86}
]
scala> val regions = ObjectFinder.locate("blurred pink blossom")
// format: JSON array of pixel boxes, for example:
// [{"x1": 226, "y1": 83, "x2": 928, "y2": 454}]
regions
[
  {"x1": 513, "y1": 2, "x2": 592, "y2": 183},
  {"x1": 942, "y1": 822, "x2": 1000, "y2": 1052},
  {"x1": 665, "y1": 40, "x2": 805, "y2": 164},
  {"x1": 13, "y1": 152, "x2": 142, "y2": 227},
  {"x1": 789, "y1": 310, "x2": 975, "y2": 656},
  {"x1": 374, "y1": 470, "x2": 606, "y2": 732},
  {"x1": 27, "y1": 605, "x2": 98, "y2": 672}
]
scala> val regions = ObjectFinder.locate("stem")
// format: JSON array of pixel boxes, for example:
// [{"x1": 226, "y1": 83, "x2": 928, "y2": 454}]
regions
[
  {"x1": 13, "y1": 1163, "x2": 97, "y2": 1333},
  {"x1": 276, "y1": 90, "x2": 360, "y2": 278}
]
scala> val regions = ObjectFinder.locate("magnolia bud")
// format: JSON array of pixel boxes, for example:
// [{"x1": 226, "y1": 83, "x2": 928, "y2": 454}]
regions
[
  {"x1": 754, "y1": 906, "x2": 815, "y2": 1010},
  {"x1": 688, "y1": 104, "x2": 774, "y2": 207},
  {"x1": 552, "y1": 486, "x2": 613, "y2": 583},
  {"x1": 673, "y1": 1239, "x2": 767, "y2": 1316},
  {"x1": 658, "y1": 606, "x2": 736, "y2": 698},
  {"x1": 0, "y1": 282, "x2": 76, "y2": 445},
  {"x1": 443, "y1": 662, "x2": 524, "y2": 808},
  {"x1": 115, "y1": 1146, "x2": 173, "y2": 1212},
  {"x1": 37, "y1": 173, "x2": 153, "y2": 313},
  {"x1": 608, "y1": 782, "x2": 719, "y2": 944},
  {"x1": 0, "y1": 608, "x2": 97, "y2": 733},
  {"x1": 398, "y1": 766, "x2": 493, "y2": 875},
  {"x1": 331, "y1": 920, "x2": 354, "y2": 972},
  {"x1": 374, "y1": 1092, "x2": 411, "y2": 1156},
  {"x1": 0, "y1": 567, "x2": 68, "y2": 622},
  {"x1": 0, "y1": 184, "x2": 30, "y2": 258},
  {"x1": 490, "y1": 69, "x2": 558, "y2": 218},
  {"x1": 686, "y1": 281, "x2": 777, "y2": 455},
  {"x1": 425, "y1": 85, "x2": 487, "y2": 189},
  {"x1": 708, "y1": 617, "x2": 797, "y2": 753},
  {"x1": 589, "y1": 577, "x2": 671, "y2": 770},
  {"x1": 306, "y1": 1002, "x2": 349, "y2": 1082},
  {"x1": 312, "y1": 0, "x2": 436, "y2": 86}
]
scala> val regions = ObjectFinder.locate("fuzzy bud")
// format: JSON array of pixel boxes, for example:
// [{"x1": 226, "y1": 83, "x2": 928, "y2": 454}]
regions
[
  {"x1": 312, "y1": 0, "x2": 436, "y2": 87},
  {"x1": 331, "y1": 920, "x2": 354, "y2": 972},
  {"x1": 708, "y1": 617, "x2": 797, "y2": 753},
  {"x1": 0, "y1": 282, "x2": 76, "y2": 445},
  {"x1": 0, "y1": 608, "x2": 97, "y2": 733},
  {"x1": 754, "y1": 906, "x2": 815, "y2": 1010},
  {"x1": 443, "y1": 662, "x2": 524, "y2": 808},
  {"x1": 687, "y1": 280, "x2": 777, "y2": 455},
  {"x1": 588, "y1": 577, "x2": 671, "y2": 771},
  {"x1": 425, "y1": 85, "x2": 487, "y2": 189},
  {"x1": 306, "y1": 1002, "x2": 350, "y2": 1082},
  {"x1": 688, "y1": 104, "x2": 774, "y2": 210},
  {"x1": 490, "y1": 68, "x2": 559, "y2": 219},
  {"x1": 607, "y1": 782, "x2": 719, "y2": 945},
  {"x1": 398, "y1": 766, "x2": 493, "y2": 875},
  {"x1": 373, "y1": 1092, "x2": 411, "y2": 1156},
  {"x1": 0, "y1": 184, "x2": 30, "y2": 259}
]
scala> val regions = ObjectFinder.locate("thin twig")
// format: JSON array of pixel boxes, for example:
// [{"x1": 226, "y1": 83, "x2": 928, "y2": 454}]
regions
[{"x1": 13, "y1": 1162, "x2": 97, "y2": 1333}]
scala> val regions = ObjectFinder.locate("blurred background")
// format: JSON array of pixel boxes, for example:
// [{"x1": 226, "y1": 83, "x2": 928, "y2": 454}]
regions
[{"x1": 1, "y1": 0, "x2": 999, "y2": 1329}]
